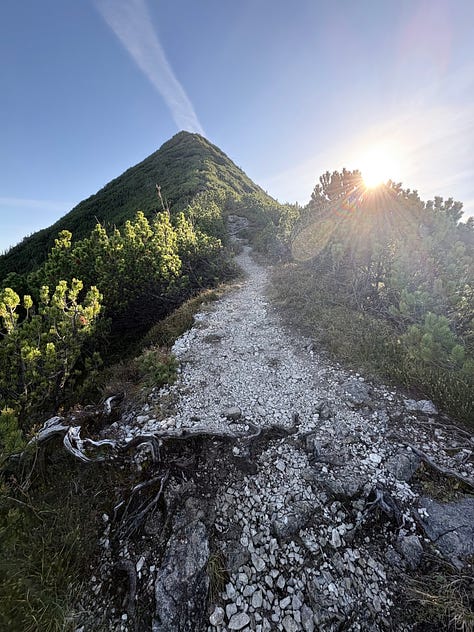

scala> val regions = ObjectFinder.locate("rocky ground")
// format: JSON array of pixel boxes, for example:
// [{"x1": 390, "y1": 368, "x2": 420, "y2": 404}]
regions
[{"x1": 73, "y1": 229, "x2": 473, "y2": 632}]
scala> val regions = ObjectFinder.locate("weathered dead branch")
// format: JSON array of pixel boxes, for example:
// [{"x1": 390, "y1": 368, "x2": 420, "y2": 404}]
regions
[
  {"x1": 114, "y1": 472, "x2": 169, "y2": 540},
  {"x1": 408, "y1": 446, "x2": 474, "y2": 491},
  {"x1": 364, "y1": 485, "x2": 404, "y2": 526},
  {"x1": 25, "y1": 417, "x2": 116, "y2": 462}
]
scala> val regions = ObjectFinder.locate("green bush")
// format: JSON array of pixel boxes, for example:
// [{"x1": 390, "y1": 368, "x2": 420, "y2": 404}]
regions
[
  {"x1": 0, "y1": 408, "x2": 24, "y2": 464},
  {"x1": 135, "y1": 347, "x2": 178, "y2": 388},
  {"x1": 273, "y1": 171, "x2": 474, "y2": 423},
  {"x1": 0, "y1": 280, "x2": 102, "y2": 429}
]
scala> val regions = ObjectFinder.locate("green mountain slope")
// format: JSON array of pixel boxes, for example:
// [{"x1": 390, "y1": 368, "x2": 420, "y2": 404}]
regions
[{"x1": 0, "y1": 132, "x2": 269, "y2": 280}]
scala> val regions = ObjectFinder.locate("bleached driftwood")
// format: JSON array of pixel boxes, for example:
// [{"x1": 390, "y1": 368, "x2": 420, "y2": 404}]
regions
[
  {"x1": 25, "y1": 413, "x2": 298, "y2": 466},
  {"x1": 27, "y1": 417, "x2": 116, "y2": 462}
]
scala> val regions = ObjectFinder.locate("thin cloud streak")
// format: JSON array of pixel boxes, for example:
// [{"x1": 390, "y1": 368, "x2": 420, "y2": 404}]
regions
[{"x1": 96, "y1": 0, "x2": 204, "y2": 135}]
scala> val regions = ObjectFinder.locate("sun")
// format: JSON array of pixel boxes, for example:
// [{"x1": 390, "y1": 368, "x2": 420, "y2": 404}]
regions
[{"x1": 360, "y1": 143, "x2": 400, "y2": 189}]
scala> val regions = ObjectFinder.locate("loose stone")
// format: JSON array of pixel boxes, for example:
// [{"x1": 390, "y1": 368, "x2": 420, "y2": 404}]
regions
[
  {"x1": 209, "y1": 606, "x2": 225, "y2": 626},
  {"x1": 228, "y1": 612, "x2": 251, "y2": 630},
  {"x1": 282, "y1": 614, "x2": 300, "y2": 632},
  {"x1": 225, "y1": 407, "x2": 242, "y2": 420},
  {"x1": 252, "y1": 590, "x2": 263, "y2": 608}
]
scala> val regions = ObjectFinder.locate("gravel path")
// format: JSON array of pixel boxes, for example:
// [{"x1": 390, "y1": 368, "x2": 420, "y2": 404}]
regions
[
  {"x1": 100, "y1": 241, "x2": 473, "y2": 632},
  {"x1": 171, "y1": 245, "x2": 336, "y2": 433},
  {"x1": 165, "y1": 245, "x2": 400, "y2": 632}
]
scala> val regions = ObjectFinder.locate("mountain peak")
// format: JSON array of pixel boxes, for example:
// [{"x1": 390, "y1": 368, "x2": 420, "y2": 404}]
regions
[{"x1": 0, "y1": 134, "x2": 267, "y2": 279}]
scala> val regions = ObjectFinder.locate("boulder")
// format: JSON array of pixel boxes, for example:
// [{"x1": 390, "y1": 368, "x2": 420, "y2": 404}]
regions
[
  {"x1": 405, "y1": 399, "x2": 438, "y2": 415},
  {"x1": 224, "y1": 406, "x2": 242, "y2": 421},
  {"x1": 320, "y1": 466, "x2": 366, "y2": 500},
  {"x1": 342, "y1": 379, "x2": 371, "y2": 407},
  {"x1": 272, "y1": 501, "x2": 313, "y2": 541},
  {"x1": 153, "y1": 509, "x2": 209, "y2": 631},
  {"x1": 385, "y1": 450, "x2": 421, "y2": 482},
  {"x1": 417, "y1": 400, "x2": 438, "y2": 415},
  {"x1": 396, "y1": 534, "x2": 424, "y2": 570},
  {"x1": 417, "y1": 496, "x2": 474, "y2": 568}
]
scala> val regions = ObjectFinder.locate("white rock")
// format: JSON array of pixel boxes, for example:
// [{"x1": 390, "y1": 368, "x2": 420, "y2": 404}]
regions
[
  {"x1": 331, "y1": 528, "x2": 342, "y2": 548},
  {"x1": 417, "y1": 400, "x2": 438, "y2": 415},
  {"x1": 282, "y1": 614, "x2": 299, "y2": 632},
  {"x1": 368, "y1": 453, "x2": 382, "y2": 465},
  {"x1": 251, "y1": 553, "x2": 266, "y2": 572},
  {"x1": 252, "y1": 590, "x2": 263, "y2": 608},
  {"x1": 228, "y1": 612, "x2": 251, "y2": 630},
  {"x1": 225, "y1": 407, "x2": 242, "y2": 420},
  {"x1": 209, "y1": 606, "x2": 225, "y2": 626}
]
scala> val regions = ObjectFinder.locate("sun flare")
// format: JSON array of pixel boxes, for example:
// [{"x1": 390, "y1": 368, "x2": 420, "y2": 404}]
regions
[{"x1": 360, "y1": 144, "x2": 400, "y2": 189}]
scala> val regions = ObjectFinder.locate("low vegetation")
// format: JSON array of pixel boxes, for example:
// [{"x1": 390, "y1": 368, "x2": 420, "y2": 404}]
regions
[
  {"x1": 407, "y1": 557, "x2": 474, "y2": 632},
  {"x1": 0, "y1": 456, "x2": 115, "y2": 632},
  {"x1": 269, "y1": 170, "x2": 474, "y2": 424},
  {"x1": 0, "y1": 279, "x2": 236, "y2": 632}
]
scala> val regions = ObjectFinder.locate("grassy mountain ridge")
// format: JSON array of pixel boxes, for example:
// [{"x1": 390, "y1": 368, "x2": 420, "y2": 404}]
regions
[{"x1": 0, "y1": 132, "x2": 270, "y2": 280}]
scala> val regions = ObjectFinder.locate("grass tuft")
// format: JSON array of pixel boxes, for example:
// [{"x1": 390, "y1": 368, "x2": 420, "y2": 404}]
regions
[
  {"x1": 407, "y1": 558, "x2": 474, "y2": 631},
  {"x1": 207, "y1": 550, "x2": 229, "y2": 602},
  {"x1": 140, "y1": 285, "x2": 229, "y2": 349},
  {"x1": 0, "y1": 455, "x2": 121, "y2": 631}
]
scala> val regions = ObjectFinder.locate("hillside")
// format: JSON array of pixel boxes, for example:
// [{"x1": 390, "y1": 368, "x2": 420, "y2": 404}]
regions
[{"x1": 0, "y1": 132, "x2": 270, "y2": 279}]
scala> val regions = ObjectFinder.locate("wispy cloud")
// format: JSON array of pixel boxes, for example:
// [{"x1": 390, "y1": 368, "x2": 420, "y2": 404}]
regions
[{"x1": 96, "y1": 0, "x2": 204, "y2": 135}]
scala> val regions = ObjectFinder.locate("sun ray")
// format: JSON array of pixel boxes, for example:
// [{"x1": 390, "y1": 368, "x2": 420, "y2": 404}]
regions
[{"x1": 360, "y1": 143, "x2": 401, "y2": 189}]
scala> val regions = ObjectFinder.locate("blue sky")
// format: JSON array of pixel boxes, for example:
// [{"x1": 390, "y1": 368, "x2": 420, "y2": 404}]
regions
[{"x1": 1, "y1": 0, "x2": 473, "y2": 252}]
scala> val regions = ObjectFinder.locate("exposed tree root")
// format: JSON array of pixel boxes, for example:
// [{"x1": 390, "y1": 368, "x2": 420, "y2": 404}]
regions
[
  {"x1": 22, "y1": 414, "x2": 298, "y2": 465},
  {"x1": 364, "y1": 485, "x2": 404, "y2": 526},
  {"x1": 408, "y1": 446, "x2": 474, "y2": 492},
  {"x1": 114, "y1": 472, "x2": 169, "y2": 540}
]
